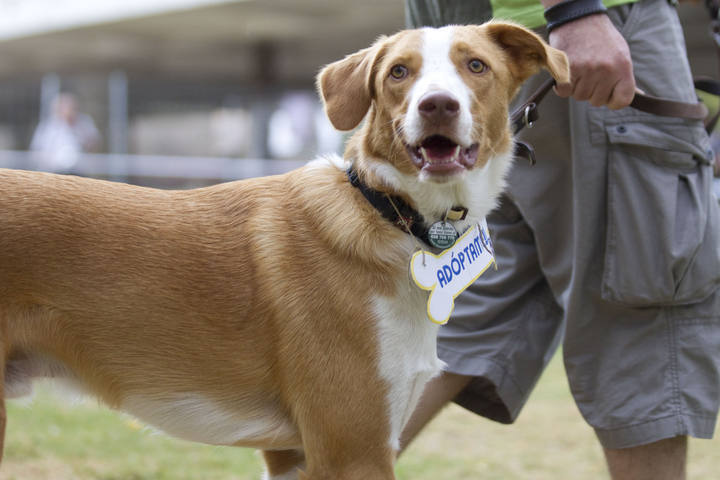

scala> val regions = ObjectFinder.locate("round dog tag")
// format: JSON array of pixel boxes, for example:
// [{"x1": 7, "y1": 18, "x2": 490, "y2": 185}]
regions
[{"x1": 427, "y1": 221, "x2": 459, "y2": 249}]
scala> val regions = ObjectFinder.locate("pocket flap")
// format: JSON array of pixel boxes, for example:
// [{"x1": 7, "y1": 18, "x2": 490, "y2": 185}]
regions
[{"x1": 605, "y1": 122, "x2": 712, "y2": 166}]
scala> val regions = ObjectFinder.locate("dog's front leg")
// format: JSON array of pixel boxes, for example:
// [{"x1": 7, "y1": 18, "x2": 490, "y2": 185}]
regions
[
  {"x1": 262, "y1": 449, "x2": 306, "y2": 480},
  {"x1": 294, "y1": 407, "x2": 397, "y2": 480},
  {"x1": 287, "y1": 357, "x2": 397, "y2": 480},
  {"x1": 261, "y1": 436, "x2": 393, "y2": 480}
]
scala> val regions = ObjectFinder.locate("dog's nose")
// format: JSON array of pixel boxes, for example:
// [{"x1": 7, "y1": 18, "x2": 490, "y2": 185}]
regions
[{"x1": 418, "y1": 92, "x2": 460, "y2": 121}]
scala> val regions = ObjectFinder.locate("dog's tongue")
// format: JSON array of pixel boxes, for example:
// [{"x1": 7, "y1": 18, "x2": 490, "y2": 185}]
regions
[{"x1": 421, "y1": 135, "x2": 458, "y2": 163}]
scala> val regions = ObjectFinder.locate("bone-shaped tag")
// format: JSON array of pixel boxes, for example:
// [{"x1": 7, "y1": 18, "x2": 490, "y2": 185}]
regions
[{"x1": 410, "y1": 219, "x2": 495, "y2": 325}]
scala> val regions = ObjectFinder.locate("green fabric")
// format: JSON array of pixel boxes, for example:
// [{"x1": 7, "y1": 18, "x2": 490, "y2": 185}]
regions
[
  {"x1": 405, "y1": 0, "x2": 641, "y2": 30},
  {"x1": 491, "y1": 0, "x2": 639, "y2": 29}
]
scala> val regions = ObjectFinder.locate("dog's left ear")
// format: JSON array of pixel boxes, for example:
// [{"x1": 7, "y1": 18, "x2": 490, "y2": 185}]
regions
[
  {"x1": 485, "y1": 21, "x2": 570, "y2": 88},
  {"x1": 317, "y1": 38, "x2": 387, "y2": 131}
]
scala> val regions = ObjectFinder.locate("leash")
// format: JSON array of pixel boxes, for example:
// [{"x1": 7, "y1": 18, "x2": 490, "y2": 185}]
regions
[
  {"x1": 511, "y1": 79, "x2": 711, "y2": 134},
  {"x1": 510, "y1": 79, "x2": 555, "y2": 165},
  {"x1": 512, "y1": 80, "x2": 712, "y2": 165}
]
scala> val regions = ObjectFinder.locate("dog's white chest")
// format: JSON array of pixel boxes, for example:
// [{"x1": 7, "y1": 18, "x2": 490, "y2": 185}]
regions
[{"x1": 373, "y1": 281, "x2": 445, "y2": 451}]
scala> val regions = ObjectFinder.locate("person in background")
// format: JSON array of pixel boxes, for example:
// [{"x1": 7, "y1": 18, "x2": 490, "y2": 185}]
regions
[
  {"x1": 401, "y1": 1, "x2": 720, "y2": 479},
  {"x1": 30, "y1": 92, "x2": 101, "y2": 173}
]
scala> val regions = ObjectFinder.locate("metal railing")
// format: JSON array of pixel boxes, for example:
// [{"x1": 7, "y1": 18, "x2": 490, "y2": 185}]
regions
[{"x1": 0, "y1": 150, "x2": 308, "y2": 185}]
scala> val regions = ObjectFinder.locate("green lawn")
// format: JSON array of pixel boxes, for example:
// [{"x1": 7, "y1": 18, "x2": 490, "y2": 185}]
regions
[{"x1": 3, "y1": 353, "x2": 719, "y2": 479}]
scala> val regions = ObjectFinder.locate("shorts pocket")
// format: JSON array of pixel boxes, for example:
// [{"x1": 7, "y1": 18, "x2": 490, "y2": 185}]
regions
[{"x1": 602, "y1": 121, "x2": 720, "y2": 307}]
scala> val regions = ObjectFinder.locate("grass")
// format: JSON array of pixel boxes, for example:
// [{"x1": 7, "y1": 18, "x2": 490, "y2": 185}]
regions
[
  {"x1": 698, "y1": 90, "x2": 719, "y2": 121},
  {"x1": 3, "y1": 353, "x2": 718, "y2": 479}
]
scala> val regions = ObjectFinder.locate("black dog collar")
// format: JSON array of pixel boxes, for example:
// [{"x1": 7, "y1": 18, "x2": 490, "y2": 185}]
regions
[{"x1": 346, "y1": 168, "x2": 467, "y2": 247}]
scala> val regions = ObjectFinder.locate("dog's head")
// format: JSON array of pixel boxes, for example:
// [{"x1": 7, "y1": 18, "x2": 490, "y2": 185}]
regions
[{"x1": 318, "y1": 22, "x2": 568, "y2": 184}]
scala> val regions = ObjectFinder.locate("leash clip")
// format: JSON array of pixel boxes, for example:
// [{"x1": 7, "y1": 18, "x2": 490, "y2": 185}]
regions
[
  {"x1": 523, "y1": 105, "x2": 535, "y2": 129},
  {"x1": 513, "y1": 141, "x2": 537, "y2": 166}
]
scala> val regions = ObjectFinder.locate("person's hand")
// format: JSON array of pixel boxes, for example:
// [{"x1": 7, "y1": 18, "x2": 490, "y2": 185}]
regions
[{"x1": 548, "y1": 13, "x2": 635, "y2": 110}]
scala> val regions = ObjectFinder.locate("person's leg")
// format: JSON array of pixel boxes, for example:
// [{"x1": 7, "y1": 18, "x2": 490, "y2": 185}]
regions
[
  {"x1": 559, "y1": 1, "x2": 720, "y2": 477},
  {"x1": 604, "y1": 436, "x2": 687, "y2": 480}
]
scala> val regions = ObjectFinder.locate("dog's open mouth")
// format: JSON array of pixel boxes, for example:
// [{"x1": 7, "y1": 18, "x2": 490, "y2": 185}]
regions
[{"x1": 407, "y1": 135, "x2": 479, "y2": 175}]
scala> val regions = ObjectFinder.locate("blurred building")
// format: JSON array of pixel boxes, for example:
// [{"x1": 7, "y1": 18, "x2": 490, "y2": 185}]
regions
[
  {"x1": 0, "y1": 1, "x2": 716, "y2": 186},
  {"x1": 0, "y1": 0, "x2": 404, "y2": 185}
]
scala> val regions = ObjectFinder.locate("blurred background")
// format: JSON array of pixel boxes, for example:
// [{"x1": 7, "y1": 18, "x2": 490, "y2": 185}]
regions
[
  {"x1": 0, "y1": 1, "x2": 716, "y2": 189},
  {"x1": 0, "y1": 0, "x2": 404, "y2": 188}
]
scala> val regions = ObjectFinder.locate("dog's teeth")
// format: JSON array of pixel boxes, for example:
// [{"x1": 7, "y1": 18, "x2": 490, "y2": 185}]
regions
[
  {"x1": 420, "y1": 147, "x2": 430, "y2": 164},
  {"x1": 452, "y1": 145, "x2": 461, "y2": 161}
]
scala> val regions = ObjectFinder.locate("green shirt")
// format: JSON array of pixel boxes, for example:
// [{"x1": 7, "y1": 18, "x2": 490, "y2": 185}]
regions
[{"x1": 491, "y1": 0, "x2": 638, "y2": 29}]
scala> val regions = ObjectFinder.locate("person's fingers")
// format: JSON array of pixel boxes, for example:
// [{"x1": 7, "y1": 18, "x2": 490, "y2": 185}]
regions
[
  {"x1": 572, "y1": 75, "x2": 594, "y2": 102},
  {"x1": 588, "y1": 78, "x2": 616, "y2": 107},
  {"x1": 547, "y1": 14, "x2": 636, "y2": 109},
  {"x1": 554, "y1": 80, "x2": 573, "y2": 98},
  {"x1": 607, "y1": 76, "x2": 635, "y2": 110}
]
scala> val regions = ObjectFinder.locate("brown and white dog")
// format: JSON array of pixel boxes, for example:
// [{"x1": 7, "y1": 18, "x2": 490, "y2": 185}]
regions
[{"x1": 0, "y1": 22, "x2": 567, "y2": 480}]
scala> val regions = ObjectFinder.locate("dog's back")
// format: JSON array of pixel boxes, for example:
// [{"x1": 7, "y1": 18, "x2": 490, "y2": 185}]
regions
[{"x1": 0, "y1": 169, "x2": 292, "y2": 441}]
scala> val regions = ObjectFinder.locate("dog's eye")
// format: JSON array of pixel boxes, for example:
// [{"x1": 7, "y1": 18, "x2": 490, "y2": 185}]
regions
[
  {"x1": 389, "y1": 65, "x2": 408, "y2": 80},
  {"x1": 468, "y1": 59, "x2": 488, "y2": 74}
]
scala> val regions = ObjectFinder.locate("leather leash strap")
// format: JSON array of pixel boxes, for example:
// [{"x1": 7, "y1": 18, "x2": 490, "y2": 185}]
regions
[
  {"x1": 511, "y1": 78, "x2": 555, "y2": 136},
  {"x1": 512, "y1": 78, "x2": 709, "y2": 136},
  {"x1": 630, "y1": 91, "x2": 708, "y2": 121},
  {"x1": 511, "y1": 79, "x2": 555, "y2": 165}
]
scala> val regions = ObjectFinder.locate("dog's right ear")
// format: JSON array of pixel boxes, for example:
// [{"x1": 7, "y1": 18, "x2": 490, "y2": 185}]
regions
[
  {"x1": 317, "y1": 38, "x2": 387, "y2": 131},
  {"x1": 484, "y1": 21, "x2": 569, "y2": 90}
]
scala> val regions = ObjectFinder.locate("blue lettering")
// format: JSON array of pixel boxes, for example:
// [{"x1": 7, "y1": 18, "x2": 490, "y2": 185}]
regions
[
  {"x1": 474, "y1": 235, "x2": 483, "y2": 254},
  {"x1": 451, "y1": 257, "x2": 462, "y2": 275},
  {"x1": 469, "y1": 243, "x2": 478, "y2": 260},
  {"x1": 463, "y1": 246, "x2": 471, "y2": 264},
  {"x1": 442, "y1": 265, "x2": 453, "y2": 284},
  {"x1": 437, "y1": 269, "x2": 447, "y2": 288},
  {"x1": 458, "y1": 251, "x2": 466, "y2": 269}
]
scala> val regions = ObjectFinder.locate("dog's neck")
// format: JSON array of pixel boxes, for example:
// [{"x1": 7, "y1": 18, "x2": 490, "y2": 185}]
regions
[
  {"x1": 346, "y1": 166, "x2": 471, "y2": 247},
  {"x1": 344, "y1": 129, "x2": 514, "y2": 236}
]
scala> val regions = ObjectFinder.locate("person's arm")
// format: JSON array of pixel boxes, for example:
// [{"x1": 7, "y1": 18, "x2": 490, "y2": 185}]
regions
[{"x1": 540, "y1": 0, "x2": 635, "y2": 110}]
